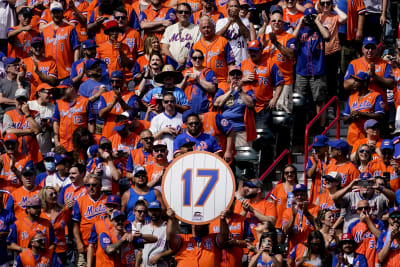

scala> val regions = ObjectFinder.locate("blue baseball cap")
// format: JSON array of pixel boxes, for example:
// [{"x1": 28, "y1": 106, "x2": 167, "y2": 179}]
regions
[
  {"x1": 82, "y1": 39, "x2": 98, "y2": 50},
  {"x1": 350, "y1": 71, "x2": 370, "y2": 82},
  {"x1": 87, "y1": 145, "x2": 98, "y2": 158},
  {"x1": 113, "y1": 119, "x2": 129, "y2": 132},
  {"x1": 4, "y1": 57, "x2": 20, "y2": 67},
  {"x1": 111, "y1": 70, "x2": 123, "y2": 80},
  {"x1": 292, "y1": 184, "x2": 307, "y2": 193},
  {"x1": 22, "y1": 162, "x2": 35, "y2": 176},
  {"x1": 312, "y1": 135, "x2": 329, "y2": 147},
  {"x1": 148, "y1": 200, "x2": 162, "y2": 209},
  {"x1": 364, "y1": 119, "x2": 379, "y2": 130},
  {"x1": 327, "y1": 139, "x2": 349, "y2": 154},
  {"x1": 359, "y1": 172, "x2": 372, "y2": 180},
  {"x1": 389, "y1": 206, "x2": 400, "y2": 215},
  {"x1": 244, "y1": 179, "x2": 264, "y2": 188},
  {"x1": 270, "y1": 5, "x2": 283, "y2": 14},
  {"x1": 54, "y1": 153, "x2": 67, "y2": 165},
  {"x1": 106, "y1": 195, "x2": 121, "y2": 206},
  {"x1": 363, "y1": 36, "x2": 377, "y2": 47},
  {"x1": 133, "y1": 166, "x2": 147, "y2": 176},
  {"x1": 58, "y1": 78, "x2": 74, "y2": 88},
  {"x1": 110, "y1": 210, "x2": 125, "y2": 221},
  {"x1": 304, "y1": 7, "x2": 317, "y2": 16},
  {"x1": 31, "y1": 37, "x2": 44, "y2": 46},
  {"x1": 44, "y1": 152, "x2": 56, "y2": 161},
  {"x1": 381, "y1": 139, "x2": 394, "y2": 150},
  {"x1": 85, "y1": 58, "x2": 101, "y2": 70}
]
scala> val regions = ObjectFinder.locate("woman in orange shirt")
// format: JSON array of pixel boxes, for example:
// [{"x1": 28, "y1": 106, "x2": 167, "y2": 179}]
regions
[
  {"x1": 352, "y1": 144, "x2": 373, "y2": 173},
  {"x1": 270, "y1": 164, "x2": 298, "y2": 228}
]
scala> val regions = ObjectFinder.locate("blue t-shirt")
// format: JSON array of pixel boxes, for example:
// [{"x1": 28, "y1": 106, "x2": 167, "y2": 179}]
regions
[
  {"x1": 0, "y1": 209, "x2": 15, "y2": 264},
  {"x1": 332, "y1": 253, "x2": 368, "y2": 267},
  {"x1": 186, "y1": 69, "x2": 218, "y2": 114},
  {"x1": 173, "y1": 132, "x2": 222, "y2": 154},
  {"x1": 142, "y1": 87, "x2": 188, "y2": 107}
]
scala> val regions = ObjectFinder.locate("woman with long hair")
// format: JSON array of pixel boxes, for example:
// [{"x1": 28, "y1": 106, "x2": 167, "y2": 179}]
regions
[
  {"x1": 72, "y1": 127, "x2": 96, "y2": 165},
  {"x1": 39, "y1": 186, "x2": 74, "y2": 265},
  {"x1": 136, "y1": 51, "x2": 164, "y2": 98},
  {"x1": 249, "y1": 230, "x2": 283, "y2": 267},
  {"x1": 316, "y1": 209, "x2": 339, "y2": 252},
  {"x1": 352, "y1": 144, "x2": 372, "y2": 173},
  {"x1": 135, "y1": 35, "x2": 162, "y2": 80},
  {"x1": 270, "y1": 164, "x2": 298, "y2": 228}
]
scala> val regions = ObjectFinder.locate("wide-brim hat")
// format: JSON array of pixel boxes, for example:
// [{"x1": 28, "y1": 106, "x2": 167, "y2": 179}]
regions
[{"x1": 154, "y1": 65, "x2": 184, "y2": 84}]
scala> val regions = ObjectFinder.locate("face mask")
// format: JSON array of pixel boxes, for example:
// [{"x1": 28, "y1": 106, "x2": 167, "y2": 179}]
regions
[{"x1": 44, "y1": 161, "x2": 56, "y2": 172}]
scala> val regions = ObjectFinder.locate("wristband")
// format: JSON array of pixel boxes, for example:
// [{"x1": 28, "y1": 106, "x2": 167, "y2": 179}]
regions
[{"x1": 25, "y1": 114, "x2": 31, "y2": 118}]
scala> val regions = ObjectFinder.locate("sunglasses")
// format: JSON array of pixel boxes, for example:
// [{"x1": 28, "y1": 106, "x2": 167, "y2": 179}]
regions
[
  {"x1": 365, "y1": 45, "x2": 377, "y2": 50},
  {"x1": 113, "y1": 217, "x2": 125, "y2": 223},
  {"x1": 111, "y1": 79, "x2": 122, "y2": 83},
  {"x1": 115, "y1": 16, "x2": 127, "y2": 20},
  {"x1": 357, "y1": 206, "x2": 370, "y2": 211},
  {"x1": 188, "y1": 121, "x2": 200, "y2": 126},
  {"x1": 85, "y1": 183, "x2": 98, "y2": 188},
  {"x1": 49, "y1": 192, "x2": 57, "y2": 197},
  {"x1": 230, "y1": 72, "x2": 242, "y2": 77},
  {"x1": 177, "y1": 10, "x2": 190, "y2": 14},
  {"x1": 192, "y1": 56, "x2": 204, "y2": 61},
  {"x1": 390, "y1": 214, "x2": 400, "y2": 219},
  {"x1": 29, "y1": 205, "x2": 42, "y2": 209},
  {"x1": 142, "y1": 137, "x2": 154, "y2": 142},
  {"x1": 32, "y1": 238, "x2": 46, "y2": 243},
  {"x1": 284, "y1": 171, "x2": 295, "y2": 175},
  {"x1": 320, "y1": 1, "x2": 331, "y2": 6},
  {"x1": 100, "y1": 144, "x2": 112, "y2": 150},
  {"x1": 134, "y1": 173, "x2": 147, "y2": 178},
  {"x1": 271, "y1": 19, "x2": 283, "y2": 23},
  {"x1": 359, "y1": 149, "x2": 370, "y2": 154},
  {"x1": 135, "y1": 209, "x2": 147, "y2": 213},
  {"x1": 310, "y1": 242, "x2": 321, "y2": 246},
  {"x1": 163, "y1": 100, "x2": 174, "y2": 104},
  {"x1": 154, "y1": 148, "x2": 166, "y2": 153},
  {"x1": 32, "y1": 45, "x2": 43, "y2": 50}
]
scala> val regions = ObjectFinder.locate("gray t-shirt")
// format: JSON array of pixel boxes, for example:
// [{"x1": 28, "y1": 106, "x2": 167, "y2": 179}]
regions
[
  {"x1": 340, "y1": 191, "x2": 389, "y2": 232},
  {"x1": 0, "y1": 78, "x2": 30, "y2": 121},
  {"x1": 140, "y1": 222, "x2": 169, "y2": 267}
]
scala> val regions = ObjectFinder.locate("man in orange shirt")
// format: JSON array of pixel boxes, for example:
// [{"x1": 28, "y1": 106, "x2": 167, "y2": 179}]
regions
[
  {"x1": 126, "y1": 130, "x2": 155, "y2": 179},
  {"x1": 10, "y1": 164, "x2": 42, "y2": 220},
  {"x1": 41, "y1": 2, "x2": 80, "y2": 80},
  {"x1": 167, "y1": 208, "x2": 230, "y2": 267},
  {"x1": 145, "y1": 140, "x2": 169, "y2": 189},
  {"x1": 190, "y1": 0, "x2": 223, "y2": 25},
  {"x1": 191, "y1": 16, "x2": 235, "y2": 83},
  {"x1": 326, "y1": 139, "x2": 360, "y2": 187}
]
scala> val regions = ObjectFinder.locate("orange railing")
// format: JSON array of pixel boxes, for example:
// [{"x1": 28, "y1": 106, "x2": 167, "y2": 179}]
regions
[
  {"x1": 260, "y1": 149, "x2": 291, "y2": 200},
  {"x1": 303, "y1": 96, "x2": 340, "y2": 189}
]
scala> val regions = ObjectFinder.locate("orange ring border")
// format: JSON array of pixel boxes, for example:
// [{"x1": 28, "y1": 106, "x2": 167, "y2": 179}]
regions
[{"x1": 161, "y1": 151, "x2": 236, "y2": 225}]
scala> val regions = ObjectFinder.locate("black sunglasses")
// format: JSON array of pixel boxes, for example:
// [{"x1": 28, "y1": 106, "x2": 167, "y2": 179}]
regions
[
  {"x1": 320, "y1": 1, "x2": 331, "y2": 6},
  {"x1": 188, "y1": 121, "x2": 200, "y2": 126},
  {"x1": 192, "y1": 56, "x2": 204, "y2": 60},
  {"x1": 85, "y1": 183, "x2": 98, "y2": 187},
  {"x1": 177, "y1": 10, "x2": 191, "y2": 14}
]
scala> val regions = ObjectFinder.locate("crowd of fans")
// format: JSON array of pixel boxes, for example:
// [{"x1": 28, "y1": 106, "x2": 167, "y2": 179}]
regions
[{"x1": 0, "y1": 0, "x2": 399, "y2": 265}]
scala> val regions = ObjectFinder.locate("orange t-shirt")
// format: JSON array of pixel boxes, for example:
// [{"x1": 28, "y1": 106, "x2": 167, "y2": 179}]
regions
[
  {"x1": 318, "y1": 13, "x2": 341, "y2": 55},
  {"x1": 366, "y1": 158, "x2": 400, "y2": 191},
  {"x1": 11, "y1": 186, "x2": 42, "y2": 220},
  {"x1": 7, "y1": 27, "x2": 39, "y2": 58},
  {"x1": 325, "y1": 161, "x2": 360, "y2": 188},
  {"x1": 0, "y1": 153, "x2": 31, "y2": 193},
  {"x1": 13, "y1": 216, "x2": 53, "y2": 248},
  {"x1": 40, "y1": 209, "x2": 72, "y2": 253},
  {"x1": 270, "y1": 183, "x2": 293, "y2": 228},
  {"x1": 97, "y1": 41, "x2": 134, "y2": 80}
]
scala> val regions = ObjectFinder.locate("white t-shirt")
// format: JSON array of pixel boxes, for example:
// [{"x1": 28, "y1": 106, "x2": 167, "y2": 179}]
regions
[
  {"x1": 161, "y1": 23, "x2": 201, "y2": 63},
  {"x1": 44, "y1": 173, "x2": 71, "y2": 188},
  {"x1": 141, "y1": 222, "x2": 169, "y2": 267},
  {"x1": 149, "y1": 112, "x2": 183, "y2": 161},
  {"x1": 216, "y1": 17, "x2": 250, "y2": 64},
  {"x1": 28, "y1": 100, "x2": 55, "y2": 154}
]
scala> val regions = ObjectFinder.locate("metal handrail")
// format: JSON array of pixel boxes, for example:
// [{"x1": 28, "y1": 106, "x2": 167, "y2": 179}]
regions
[
  {"x1": 259, "y1": 149, "x2": 291, "y2": 200},
  {"x1": 303, "y1": 96, "x2": 340, "y2": 188}
]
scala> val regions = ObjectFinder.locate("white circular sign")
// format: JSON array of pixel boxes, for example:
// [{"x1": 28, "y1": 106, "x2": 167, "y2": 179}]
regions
[{"x1": 162, "y1": 151, "x2": 236, "y2": 225}]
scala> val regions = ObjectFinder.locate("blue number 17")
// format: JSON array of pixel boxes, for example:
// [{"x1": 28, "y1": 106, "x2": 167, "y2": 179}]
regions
[{"x1": 182, "y1": 169, "x2": 219, "y2": 207}]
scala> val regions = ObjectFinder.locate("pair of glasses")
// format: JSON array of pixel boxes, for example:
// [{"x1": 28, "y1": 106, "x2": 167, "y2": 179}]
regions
[
  {"x1": 32, "y1": 45, "x2": 43, "y2": 50},
  {"x1": 32, "y1": 238, "x2": 46, "y2": 243},
  {"x1": 365, "y1": 45, "x2": 377, "y2": 50},
  {"x1": 111, "y1": 79, "x2": 122, "y2": 84},
  {"x1": 49, "y1": 192, "x2": 57, "y2": 197},
  {"x1": 359, "y1": 149, "x2": 370, "y2": 153},
  {"x1": 177, "y1": 10, "x2": 190, "y2": 14},
  {"x1": 163, "y1": 100, "x2": 174, "y2": 104},
  {"x1": 30, "y1": 205, "x2": 42, "y2": 209},
  {"x1": 320, "y1": 1, "x2": 331, "y2": 6},
  {"x1": 390, "y1": 214, "x2": 400, "y2": 219},
  {"x1": 188, "y1": 121, "x2": 200, "y2": 126},
  {"x1": 115, "y1": 16, "x2": 127, "y2": 20},
  {"x1": 154, "y1": 148, "x2": 166, "y2": 153},
  {"x1": 142, "y1": 137, "x2": 154, "y2": 141},
  {"x1": 284, "y1": 171, "x2": 295, "y2": 175},
  {"x1": 135, "y1": 209, "x2": 147, "y2": 213},
  {"x1": 135, "y1": 174, "x2": 147, "y2": 178},
  {"x1": 114, "y1": 218, "x2": 125, "y2": 223},
  {"x1": 192, "y1": 56, "x2": 204, "y2": 61},
  {"x1": 230, "y1": 73, "x2": 242, "y2": 77},
  {"x1": 85, "y1": 183, "x2": 98, "y2": 188},
  {"x1": 271, "y1": 19, "x2": 283, "y2": 23},
  {"x1": 357, "y1": 206, "x2": 370, "y2": 211}
]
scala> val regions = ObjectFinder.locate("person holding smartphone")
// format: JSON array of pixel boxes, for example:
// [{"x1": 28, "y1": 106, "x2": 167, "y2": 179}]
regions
[{"x1": 249, "y1": 231, "x2": 283, "y2": 267}]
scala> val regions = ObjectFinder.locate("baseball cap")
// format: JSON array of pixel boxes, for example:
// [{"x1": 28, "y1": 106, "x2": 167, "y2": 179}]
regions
[
  {"x1": 148, "y1": 200, "x2": 162, "y2": 209},
  {"x1": 43, "y1": 152, "x2": 56, "y2": 161},
  {"x1": 104, "y1": 20, "x2": 120, "y2": 34},
  {"x1": 248, "y1": 40, "x2": 262, "y2": 51},
  {"x1": 85, "y1": 58, "x2": 101, "y2": 70},
  {"x1": 270, "y1": 5, "x2": 283, "y2": 14},
  {"x1": 363, "y1": 36, "x2": 377, "y2": 47},
  {"x1": 228, "y1": 65, "x2": 242, "y2": 75},
  {"x1": 15, "y1": 89, "x2": 29, "y2": 100},
  {"x1": 113, "y1": 119, "x2": 129, "y2": 132},
  {"x1": 244, "y1": 179, "x2": 263, "y2": 188},
  {"x1": 50, "y1": 2, "x2": 64, "y2": 12},
  {"x1": 239, "y1": 0, "x2": 249, "y2": 7},
  {"x1": 121, "y1": 110, "x2": 136, "y2": 121},
  {"x1": 87, "y1": 145, "x2": 98, "y2": 158},
  {"x1": 26, "y1": 196, "x2": 41, "y2": 207},
  {"x1": 81, "y1": 39, "x2": 98, "y2": 50},
  {"x1": 381, "y1": 139, "x2": 394, "y2": 150},
  {"x1": 31, "y1": 37, "x2": 43, "y2": 46},
  {"x1": 18, "y1": 7, "x2": 33, "y2": 16},
  {"x1": 22, "y1": 164, "x2": 35, "y2": 176},
  {"x1": 133, "y1": 166, "x2": 147, "y2": 176},
  {"x1": 111, "y1": 70, "x2": 123, "y2": 80},
  {"x1": 359, "y1": 172, "x2": 372, "y2": 180},
  {"x1": 110, "y1": 210, "x2": 125, "y2": 221},
  {"x1": 350, "y1": 72, "x2": 370, "y2": 82},
  {"x1": 324, "y1": 171, "x2": 341, "y2": 183},
  {"x1": 58, "y1": 78, "x2": 74, "y2": 88},
  {"x1": 364, "y1": 119, "x2": 379, "y2": 130},
  {"x1": 338, "y1": 233, "x2": 357, "y2": 248},
  {"x1": 292, "y1": 183, "x2": 307, "y2": 193},
  {"x1": 389, "y1": 206, "x2": 400, "y2": 215},
  {"x1": 99, "y1": 137, "x2": 112, "y2": 146},
  {"x1": 304, "y1": 7, "x2": 317, "y2": 16},
  {"x1": 327, "y1": 139, "x2": 349, "y2": 153},
  {"x1": 4, "y1": 57, "x2": 20, "y2": 67},
  {"x1": 37, "y1": 83, "x2": 54, "y2": 92},
  {"x1": 153, "y1": 140, "x2": 167, "y2": 147},
  {"x1": 106, "y1": 195, "x2": 121, "y2": 206},
  {"x1": 312, "y1": 135, "x2": 329, "y2": 147},
  {"x1": 3, "y1": 133, "x2": 18, "y2": 143},
  {"x1": 54, "y1": 153, "x2": 67, "y2": 165}
]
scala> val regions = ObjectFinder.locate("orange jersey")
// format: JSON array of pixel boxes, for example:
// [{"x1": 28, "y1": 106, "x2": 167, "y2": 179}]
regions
[
  {"x1": 313, "y1": 190, "x2": 341, "y2": 221},
  {"x1": 202, "y1": 111, "x2": 232, "y2": 154},
  {"x1": 282, "y1": 204, "x2": 320, "y2": 253},
  {"x1": 261, "y1": 31, "x2": 297, "y2": 85},
  {"x1": 345, "y1": 0, "x2": 366, "y2": 41},
  {"x1": 241, "y1": 54, "x2": 284, "y2": 112},
  {"x1": 394, "y1": 66, "x2": 400, "y2": 109},
  {"x1": 366, "y1": 158, "x2": 400, "y2": 191},
  {"x1": 40, "y1": 208, "x2": 72, "y2": 253},
  {"x1": 178, "y1": 0, "x2": 203, "y2": 12},
  {"x1": 270, "y1": 183, "x2": 294, "y2": 228},
  {"x1": 139, "y1": 4, "x2": 176, "y2": 41},
  {"x1": 53, "y1": 96, "x2": 94, "y2": 152},
  {"x1": 11, "y1": 186, "x2": 42, "y2": 220},
  {"x1": 72, "y1": 194, "x2": 107, "y2": 247},
  {"x1": 209, "y1": 214, "x2": 250, "y2": 267},
  {"x1": 126, "y1": 148, "x2": 154, "y2": 173},
  {"x1": 42, "y1": 23, "x2": 80, "y2": 79},
  {"x1": 99, "y1": 90, "x2": 138, "y2": 138},
  {"x1": 215, "y1": 0, "x2": 229, "y2": 17},
  {"x1": 306, "y1": 156, "x2": 330, "y2": 204},
  {"x1": 0, "y1": 153, "x2": 31, "y2": 193},
  {"x1": 7, "y1": 27, "x2": 39, "y2": 58},
  {"x1": 97, "y1": 41, "x2": 134, "y2": 80},
  {"x1": 13, "y1": 216, "x2": 54, "y2": 248},
  {"x1": 345, "y1": 57, "x2": 394, "y2": 110},
  {"x1": 282, "y1": 9, "x2": 303, "y2": 29},
  {"x1": 58, "y1": 183, "x2": 87, "y2": 206},
  {"x1": 288, "y1": 242, "x2": 308, "y2": 263},
  {"x1": 109, "y1": 131, "x2": 140, "y2": 153},
  {"x1": 343, "y1": 91, "x2": 385, "y2": 146},
  {"x1": 4, "y1": 109, "x2": 42, "y2": 164},
  {"x1": 19, "y1": 249, "x2": 59, "y2": 266},
  {"x1": 174, "y1": 233, "x2": 221, "y2": 267},
  {"x1": 23, "y1": 56, "x2": 58, "y2": 100},
  {"x1": 325, "y1": 161, "x2": 360, "y2": 187},
  {"x1": 192, "y1": 36, "x2": 235, "y2": 83},
  {"x1": 145, "y1": 162, "x2": 168, "y2": 184},
  {"x1": 190, "y1": 10, "x2": 223, "y2": 25},
  {"x1": 118, "y1": 27, "x2": 144, "y2": 60},
  {"x1": 349, "y1": 219, "x2": 383, "y2": 266},
  {"x1": 351, "y1": 137, "x2": 383, "y2": 160}
]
